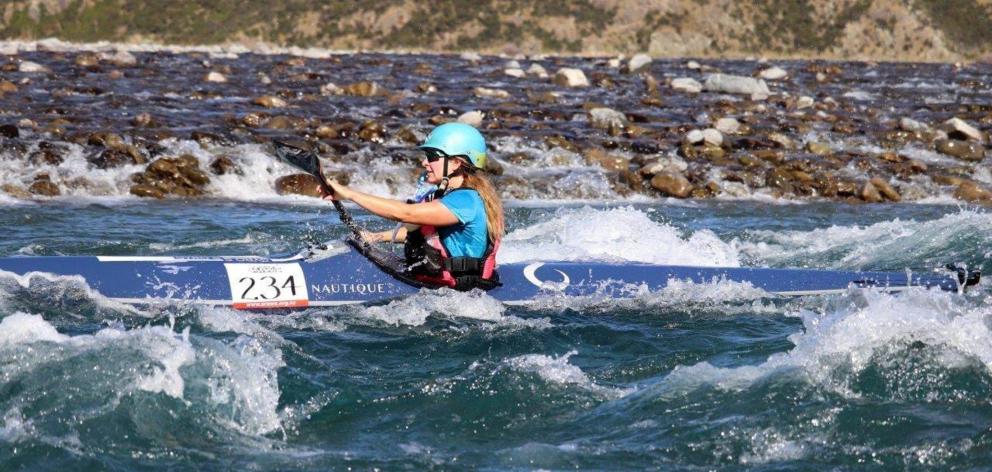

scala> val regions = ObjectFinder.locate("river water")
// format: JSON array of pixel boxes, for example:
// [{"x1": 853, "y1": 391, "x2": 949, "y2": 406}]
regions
[
  {"x1": 1, "y1": 200, "x2": 991, "y2": 470},
  {"x1": 1, "y1": 41, "x2": 992, "y2": 470}
]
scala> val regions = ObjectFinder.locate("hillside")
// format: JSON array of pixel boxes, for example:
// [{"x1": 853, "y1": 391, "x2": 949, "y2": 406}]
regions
[{"x1": 1, "y1": 0, "x2": 992, "y2": 61}]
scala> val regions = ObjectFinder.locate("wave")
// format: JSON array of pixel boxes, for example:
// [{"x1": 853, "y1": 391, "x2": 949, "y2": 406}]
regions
[
  {"x1": 736, "y1": 208, "x2": 992, "y2": 271},
  {"x1": 654, "y1": 287, "x2": 992, "y2": 400},
  {"x1": 499, "y1": 206, "x2": 741, "y2": 266}
]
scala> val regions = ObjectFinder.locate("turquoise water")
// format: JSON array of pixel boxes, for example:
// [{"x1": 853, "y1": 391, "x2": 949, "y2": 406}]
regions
[{"x1": 1, "y1": 201, "x2": 991, "y2": 470}]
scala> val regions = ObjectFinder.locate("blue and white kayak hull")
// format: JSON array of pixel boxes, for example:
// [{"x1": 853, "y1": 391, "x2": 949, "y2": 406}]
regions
[{"x1": 0, "y1": 242, "x2": 978, "y2": 308}]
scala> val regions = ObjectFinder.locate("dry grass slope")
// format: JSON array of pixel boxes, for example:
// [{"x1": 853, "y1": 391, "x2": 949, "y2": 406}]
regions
[{"x1": 1, "y1": 0, "x2": 990, "y2": 61}]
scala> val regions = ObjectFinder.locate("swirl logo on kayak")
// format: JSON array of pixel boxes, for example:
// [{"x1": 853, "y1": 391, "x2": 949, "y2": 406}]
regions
[{"x1": 523, "y1": 262, "x2": 570, "y2": 290}]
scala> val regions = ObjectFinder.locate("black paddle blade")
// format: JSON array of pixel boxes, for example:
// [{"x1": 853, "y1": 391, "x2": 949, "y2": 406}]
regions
[
  {"x1": 272, "y1": 139, "x2": 322, "y2": 176},
  {"x1": 270, "y1": 139, "x2": 365, "y2": 242}
]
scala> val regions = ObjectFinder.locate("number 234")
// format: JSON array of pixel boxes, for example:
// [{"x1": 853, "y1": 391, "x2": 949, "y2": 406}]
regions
[{"x1": 238, "y1": 276, "x2": 298, "y2": 300}]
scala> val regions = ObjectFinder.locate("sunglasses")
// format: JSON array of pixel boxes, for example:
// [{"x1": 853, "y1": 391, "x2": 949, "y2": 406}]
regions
[{"x1": 423, "y1": 148, "x2": 465, "y2": 163}]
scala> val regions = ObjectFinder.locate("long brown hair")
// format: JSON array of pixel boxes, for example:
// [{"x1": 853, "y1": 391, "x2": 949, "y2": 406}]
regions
[{"x1": 457, "y1": 168, "x2": 505, "y2": 243}]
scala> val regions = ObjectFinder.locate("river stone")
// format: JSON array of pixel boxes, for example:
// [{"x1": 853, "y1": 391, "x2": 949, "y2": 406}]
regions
[
  {"x1": 584, "y1": 148, "x2": 629, "y2": 172},
  {"x1": 459, "y1": 52, "x2": 481, "y2": 62},
  {"x1": 205, "y1": 71, "x2": 227, "y2": 83},
  {"x1": 18, "y1": 61, "x2": 49, "y2": 73},
  {"x1": 209, "y1": 155, "x2": 240, "y2": 175},
  {"x1": 700, "y1": 145, "x2": 726, "y2": 160},
  {"x1": 545, "y1": 135, "x2": 579, "y2": 153},
  {"x1": 504, "y1": 68, "x2": 525, "y2": 78},
  {"x1": 416, "y1": 82, "x2": 436, "y2": 93},
  {"x1": 28, "y1": 176, "x2": 60, "y2": 196},
  {"x1": 671, "y1": 77, "x2": 702, "y2": 94},
  {"x1": 0, "y1": 124, "x2": 18, "y2": 138},
  {"x1": 639, "y1": 155, "x2": 688, "y2": 175},
  {"x1": 766, "y1": 167, "x2": 793, "y2": 191},
  {"x1": 650, "y1": 171, "x2": 692, "y2": 198},
  {"x1": 474, "y1": 87, "x2": 510, "y2": 99},
  {"x1": 357, "y1": 120, "x2": 387, "y2": 143},
  {"x1": 859, "y1": 181, "x2": 883, "y2": 203},
  {"x1": 936, "y1": 139, "x2": 985, "y2": 161},
  {"x1": 395, "y1": 127, "x2": 422, "y2": 145},
  {"x1": 806, "y1": 141, "x2": 831, "y2": 155},
  {"x1": 702, "y1": 128, "x2": 723, "y2": 146},
  {"x1": 1, "y1": 184, "x2": 30, "y2": 199},
  {"x1": 870, "y1": 177, "x2": 901, "y2": 202},
  {"x1": 703, "y1": 74, "x2": 770, "y2": 96},
  {"x1": 796, "y1": 96, "x2": 815, "y2": 109},
  {"x1": 263, "y1": 115, "x2": 301, "y2": 129},
  {"x1": 253, "y1": 95, "x2": 288, "y2": 108},
  {"x1": 627, "y1": 53, "x2": 652, "y2": 74},
  {"x1": 685, "y1": 129, "x2": 704, "y2": 144},
  {"x1": 721, "y1": 181, "x2": 750, "y2": 197},
  {"x1": 954, "y1": 181, "x2": 992, "y2": 202},
  {"x1": 74, "y1": 53, "x2": 100, "y2": 68},
  {"x1": 0, "y1": 81, "x2": 16, "y2": 94},
  {"x1": 343, "y1": 81, "x2": 381, "y2": 97},
  {"x1": 714, "y1": 117, "x2": 740, "y2": 134},
  {"x1": 275, "y1": 173, "x2": 322, "y2": 197},
  {"x1": 320, "y1": 83, "x2": 343, "y2": 96},
  {"x1": 759, "y1": 66, "x2": 788, "y2": 80},
  {"x1": 553, "y1": 68, "x2": 589, "y2": 87},
  {"x1": 456, "y1": 111, "x2": 484, "y2": 127},
  {"x1": 526, "y1": 63, "x2": 548, "y2": 78},
  {"x1": 943, "y1": 117, "x2": 984, "y2": 141},
  {"x1": 130, "y1": 184, "x2": 164, "y2": 199},
  {"x1": 768, "y1": 133, "x2": 795, "y2": 149},
  {"x1": 102, "y1": 50, "x2": 137, "y2": 67},
  {"x1": 88, "y1": 147, "x2": 144, "y2": 169},
  {"x1": 899, "y1": 117, "x2": 928, "y2": 132},
  {"x1": 933, "y1": 174, "x2": 967, "y2": 186},
  {"x1": 589, "y1": 107, "x2": 627, "y2": 131}
]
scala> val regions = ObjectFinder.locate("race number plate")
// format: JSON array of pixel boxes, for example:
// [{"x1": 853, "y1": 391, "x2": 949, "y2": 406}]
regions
[{"x1": 224, "y1": 263, "x2": 309, "y2": 309}]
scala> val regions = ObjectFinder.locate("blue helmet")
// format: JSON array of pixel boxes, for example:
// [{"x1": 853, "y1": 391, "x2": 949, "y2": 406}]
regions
[{"x1": 418, "y1": 123, "x2": 487, "y2": 169}]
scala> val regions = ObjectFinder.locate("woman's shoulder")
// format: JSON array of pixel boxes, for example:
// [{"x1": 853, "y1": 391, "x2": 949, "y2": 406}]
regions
[{"x1": 442, "y1": 188, "x2": 482, "y2": 205}]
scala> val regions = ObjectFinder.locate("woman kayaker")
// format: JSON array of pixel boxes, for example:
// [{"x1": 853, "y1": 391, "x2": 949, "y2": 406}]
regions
[{"x1": 319, "y1": 123, "x2": 504, "y2": 290}]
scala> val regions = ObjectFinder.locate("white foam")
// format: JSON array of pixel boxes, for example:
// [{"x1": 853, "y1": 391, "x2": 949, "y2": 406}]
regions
[
  {"x1": 149, "y1": 234, "x2": 256, "y2": 252},
  {"x1": 0, "y1": 312, "x2": 68, "y2": 345},
  {"x1": 499, "y1": 206, "x2": 741, "y2": 266},
  {"x1": 505, "y1": 350, "x2": 628, "y2": 398},
  {"x1": 356, "y1": 288, "x2": 549, "y2": 329},
  {"x1": 0, "y1": 140, "x2": 145, "y2": 198},
  {"x1": 842, "y1": 90, "x2": 875, "y2": 101},
  {"x1": 739, "y1": 428, "x2": 810, "y2": 464},
  {"x1": 658, "y1": 287, "x2": 992, "y2": 398},
  {"x1": 0, "y1": 311, "x2": 286, "y2": 435},
  {"x1": 736, "y1": 209, "x2": 992, "y2": 268},
  {"x1": 529, "y1": 278, "x2": 777, "y2": 314},
  {"x1": 134, "y1": 326, "x2": 196, "y2": 398},
  {"x1": 0, "y1": 408, "x2": 29, "y2": 442},
  {"x1": 199, "y1": 334, "x2": 285, "y2": 435},
  {"x1": 0, "y1": 270, "x2": 149, "y2": 316}
]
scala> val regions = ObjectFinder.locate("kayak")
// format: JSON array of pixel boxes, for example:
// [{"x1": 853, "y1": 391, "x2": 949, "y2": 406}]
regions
[{"x1": 0, "y1": 239, "x2": 980, "y2": 308}]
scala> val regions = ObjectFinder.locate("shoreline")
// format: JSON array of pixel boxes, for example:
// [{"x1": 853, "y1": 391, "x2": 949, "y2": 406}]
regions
[{"x1": 0, "y1": 43, "x2": 988, "y2": 205}]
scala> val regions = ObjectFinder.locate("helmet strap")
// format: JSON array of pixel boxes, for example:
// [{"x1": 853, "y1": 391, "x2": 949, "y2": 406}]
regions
[{"x1": 433, "y1": 156, "x2": 451, "y2": 200}]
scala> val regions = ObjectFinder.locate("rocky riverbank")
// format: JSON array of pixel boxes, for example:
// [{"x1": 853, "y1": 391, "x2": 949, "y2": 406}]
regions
[{"x1": 0, "y1": 41, "x2": 989, "y2": 204}]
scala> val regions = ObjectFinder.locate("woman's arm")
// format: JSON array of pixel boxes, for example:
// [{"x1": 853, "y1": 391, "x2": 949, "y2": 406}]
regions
[
  {"x1": 364, "y1": 226, "x2": 409, "y2": 243},
  {"x1": 325, "y1": 182, "x2": 460, "y2": 227}
]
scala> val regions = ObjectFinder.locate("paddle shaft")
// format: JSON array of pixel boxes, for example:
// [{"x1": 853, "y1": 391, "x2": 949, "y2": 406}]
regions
[
  {"x1": 271, "y1": 139, "x2": 366, "y2": 245},
  {"x1": 314, "y1": 168, "x2": 365, "y2": 244}
]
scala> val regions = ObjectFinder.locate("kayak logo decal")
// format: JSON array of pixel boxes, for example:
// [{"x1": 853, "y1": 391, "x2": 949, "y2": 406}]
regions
[{"x1": 523, "y1": 262, "x2": 570, "y2": 290}]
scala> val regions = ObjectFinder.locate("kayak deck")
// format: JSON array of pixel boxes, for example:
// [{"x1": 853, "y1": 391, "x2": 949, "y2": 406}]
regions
[{"x1": 0, "y1": 241, "x2": 980, "y2": 308}]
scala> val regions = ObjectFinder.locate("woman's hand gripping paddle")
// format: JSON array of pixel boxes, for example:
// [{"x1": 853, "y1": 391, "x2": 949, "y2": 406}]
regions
[{"x1": 272, "y1": 139, "x2": 367, "y2": 245}]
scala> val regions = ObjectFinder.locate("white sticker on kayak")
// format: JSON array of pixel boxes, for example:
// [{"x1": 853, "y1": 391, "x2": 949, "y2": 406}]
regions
[{"x1": 224, "y1": 263, "x2": 309, "y2": 309}]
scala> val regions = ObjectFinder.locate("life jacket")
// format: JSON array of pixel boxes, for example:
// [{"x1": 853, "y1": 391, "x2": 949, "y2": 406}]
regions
[{"x1": 403, "y1": 189, "x2": 500, "y2": 291}]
